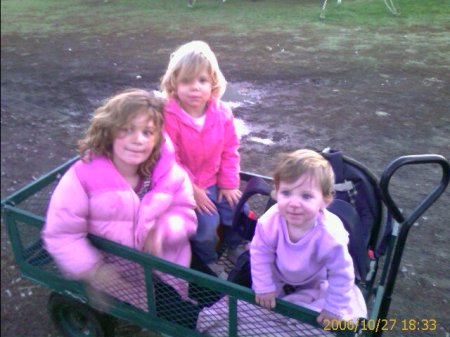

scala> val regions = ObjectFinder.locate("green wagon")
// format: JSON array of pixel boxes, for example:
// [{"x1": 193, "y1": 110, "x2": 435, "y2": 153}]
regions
[{"x1": 2, "y1": 152, "x2": 448, "y2": 337}]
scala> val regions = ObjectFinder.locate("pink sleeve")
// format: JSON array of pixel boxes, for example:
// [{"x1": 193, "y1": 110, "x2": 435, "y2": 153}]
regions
[
  {"x1": 217, "y1": 106, "x2": 240, "y2": 189},
  {"x1": 42, "y1": 167, "x2": 103, "y2": 279},
  {"x1": 250, "y1": 219, "x2": 277, "y2": 294},
  {"x1": 164, "y1": 112, "x2": 197, "y2": 184},
  {"x1": 323, "y1": 247, "x2": 355, "y2": 316},
  {"x1": 320, "y1": 223, "x2": 355, "y2": 316},
  {"x1": 152, "y1": 134, "x2": 182, "y2": 191},
  {"x1": 136, "y1": 164, "x2": 197, "y2": 250},
  {"x1": 171, "y1": 169, "x2": 197, "y2": 237}
]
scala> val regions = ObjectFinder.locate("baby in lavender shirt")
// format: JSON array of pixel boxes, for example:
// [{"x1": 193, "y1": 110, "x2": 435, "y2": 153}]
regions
[{"x1": 251, "y1": 149, "x2": 367, "y2": 325}]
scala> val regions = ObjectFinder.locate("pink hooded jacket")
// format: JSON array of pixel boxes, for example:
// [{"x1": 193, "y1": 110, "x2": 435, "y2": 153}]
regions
[
  {"x1": 164, "y1": 98, "x2": 240, "y2": 189},
  {"x1": 42, "y1": 137, "x2": 197, "y2": 280}
]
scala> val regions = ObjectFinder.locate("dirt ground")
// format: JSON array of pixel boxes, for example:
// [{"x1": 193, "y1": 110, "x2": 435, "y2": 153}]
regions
[{"x1": 1, "y1": 20, "x2": 449, "y2": 337}]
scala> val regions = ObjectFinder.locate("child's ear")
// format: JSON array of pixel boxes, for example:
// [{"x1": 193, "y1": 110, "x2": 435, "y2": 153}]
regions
[{"x1": 322, "y1": 195, "x2": 333, "y2": 209}]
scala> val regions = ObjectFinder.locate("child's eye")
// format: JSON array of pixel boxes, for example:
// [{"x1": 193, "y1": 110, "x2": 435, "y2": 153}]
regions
[
  {"x1": 119, "y1": 127, "x2": 131, "y2": 135},
  {"x1": 143, "y1": 129, "x2": 154, "y2": 137},
  {"x1": 302, "y1": 194, "x2": 312, "y2": 200},
  {"x1": 280, "y1": 190, "x2": 291, "y2": 197},
  {"x1": 180, "y1": 77, "x2": 191, "y2": 84}
]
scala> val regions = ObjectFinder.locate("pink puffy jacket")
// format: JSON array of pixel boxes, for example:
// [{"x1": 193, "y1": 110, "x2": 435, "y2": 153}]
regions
[
  {"x1": 164, "y1": 98, "x2": 241, "y2": 189},
  {"x1": 42, "y1": 137, "x2": 197, "y2": 280}
]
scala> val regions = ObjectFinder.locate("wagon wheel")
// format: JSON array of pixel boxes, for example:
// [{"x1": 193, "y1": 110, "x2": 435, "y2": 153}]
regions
[{"x1": 48, "y1": 292, "x2": 116, "y2": 337}]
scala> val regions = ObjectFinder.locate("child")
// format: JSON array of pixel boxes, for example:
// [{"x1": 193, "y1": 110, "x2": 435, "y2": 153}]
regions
[
  {"x1": 160, "y1": 40, "x2": 245, "y2": 276},
  {"x1": 250, "y1": 149, "x2": 367, "y2": 324},
  {"x1": 42, "y1": 88, "x2": 197, "y2": 308}
]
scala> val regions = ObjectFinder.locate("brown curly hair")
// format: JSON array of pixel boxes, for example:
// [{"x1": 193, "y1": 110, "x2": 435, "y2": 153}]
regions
[{"x1": 78, "y1": 88, "x2": 165, "y2": 177}]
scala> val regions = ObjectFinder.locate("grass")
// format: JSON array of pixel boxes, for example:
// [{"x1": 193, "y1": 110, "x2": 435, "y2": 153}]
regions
[{"x1": 1, "y1": 0, "x2": 449, "y2": 37}]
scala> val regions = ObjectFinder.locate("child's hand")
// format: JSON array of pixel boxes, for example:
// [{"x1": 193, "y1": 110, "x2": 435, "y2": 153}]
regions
[
  {"x1": 255, "y1": 291, "x2": 276, "y2": 309},
  {"x1": 142, "y1": 221, "x2": 162, "y2": 257},
  {"x1": 84, "y1": 263, "x2": 122, "y2": 288},
  {"x1": 316, "y1": 309, "x2": 341, "y2": 326},
  {"x1": 218, "y1": 188, "x2": 242, "y2": 208},
  {"x1": 83, "y1": 263, "x2": 130, "y2": 310},
  {"x1": 193, "y1": 184, "x2": 217, "y2": 214}
]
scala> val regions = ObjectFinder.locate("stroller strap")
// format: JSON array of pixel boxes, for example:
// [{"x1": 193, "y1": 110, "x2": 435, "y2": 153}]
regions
[{"x1": 334, "y1": 180, "x2": 355, "y2": 192}]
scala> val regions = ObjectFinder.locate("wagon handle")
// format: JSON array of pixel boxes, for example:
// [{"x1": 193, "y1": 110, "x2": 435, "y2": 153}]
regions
[
  {"x1": 379, "y1": 154, "x2": 449, "y2": 225},
  {"x1": 375, "y1": 154, "x2": 449, "y2": 332}
]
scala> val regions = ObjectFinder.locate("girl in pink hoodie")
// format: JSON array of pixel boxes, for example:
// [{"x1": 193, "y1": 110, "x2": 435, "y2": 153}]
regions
[
  {"x1": 42, "y1": 89, "x2": 197, "y2": 309},
  {"x1": 161, "y1": 41, "x2": 245, "y2": 276}
]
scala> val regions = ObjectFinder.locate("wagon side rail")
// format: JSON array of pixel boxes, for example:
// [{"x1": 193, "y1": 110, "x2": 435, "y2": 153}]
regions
[
  {"x1": 2, "y1": 202, "x2": 352, "y2": 337},
  {"x1": 2, "y1": 158, "x2": 354, "y2": 337},
  {"x1": 1, "y1": 157, "x2": 78, "y2": 208},
  {"x1": 1, "y1": 157, "x2": 77, "y2": 287},
  {"x1": 89, "y1": 235, "x2": 340, "y2": 336}
]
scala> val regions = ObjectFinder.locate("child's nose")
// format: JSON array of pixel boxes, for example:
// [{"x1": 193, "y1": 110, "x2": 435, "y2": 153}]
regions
[
  {"x1": 288, "y1": 197, "x2": 301, "y2": 207},
  {"x1": 133, "y1": 132, "x2": 146, "y2": 143}
]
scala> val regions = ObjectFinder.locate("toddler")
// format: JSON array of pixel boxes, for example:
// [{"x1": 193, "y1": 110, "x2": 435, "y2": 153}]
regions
[
  {"x1": 161, "y1": 40, "x2": 245, "y2": 276},
  {"x1": 251, "y1": 149, "x2": 367, "y2": 324}
]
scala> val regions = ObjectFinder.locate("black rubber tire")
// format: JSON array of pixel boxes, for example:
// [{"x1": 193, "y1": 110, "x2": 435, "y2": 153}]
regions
[{"x1": 48, "y1": 292, "x2": 116, "y2": 337}]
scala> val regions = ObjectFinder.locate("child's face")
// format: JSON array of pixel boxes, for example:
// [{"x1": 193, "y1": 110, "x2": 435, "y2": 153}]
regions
[
  {"x1": 276, "y1": 174, "x2": 330, "y2": 230},
  {"x1": 176, "y1": 69, "x2": 212, "y2": 115},
  {"x1": 112, "y1": 110, "x2": 158, "y2": 174}
]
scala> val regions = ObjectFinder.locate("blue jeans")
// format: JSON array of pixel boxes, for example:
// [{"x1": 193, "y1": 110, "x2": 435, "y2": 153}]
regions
[{"x1": 191, "y1": 185, "x2": 246, "y2": 264}]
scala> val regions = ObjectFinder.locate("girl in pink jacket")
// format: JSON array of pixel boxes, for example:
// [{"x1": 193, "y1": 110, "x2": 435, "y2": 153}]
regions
[
  {"x1": 251, "y1": 149, "x2": 367, "y2": 324},
  {"x1": 161, "y1": 41, "x2": 245, "y2": 276},
  {"x1": 42, "y1": 89, "x2": 197, "y2": 309}
]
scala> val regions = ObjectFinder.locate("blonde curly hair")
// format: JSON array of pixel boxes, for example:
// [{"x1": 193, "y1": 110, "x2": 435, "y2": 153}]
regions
[{"x1": 160, "y1": 40, "x2": 227, "y2": 100}]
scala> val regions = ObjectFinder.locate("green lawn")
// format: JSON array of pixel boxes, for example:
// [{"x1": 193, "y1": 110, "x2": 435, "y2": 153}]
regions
[{"x1": 2, "y1": 0, "x2": 449, "y2": 37}]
